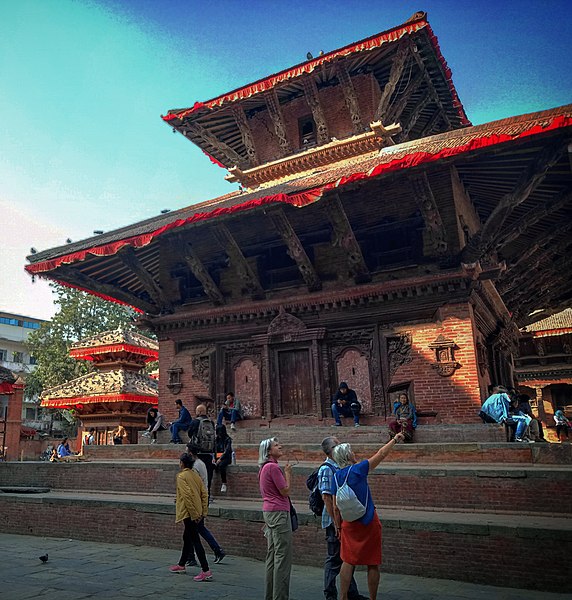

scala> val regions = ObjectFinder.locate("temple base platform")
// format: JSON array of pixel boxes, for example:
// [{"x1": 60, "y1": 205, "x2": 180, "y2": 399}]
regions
[{"x1": 1, "y1": 422, "x2": 570, "y2": 592}]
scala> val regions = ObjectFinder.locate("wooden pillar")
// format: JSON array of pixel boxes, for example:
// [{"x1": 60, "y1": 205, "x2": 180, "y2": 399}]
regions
[{"x1": 5, "y1": 378, "x2": 24, "y2": 461}]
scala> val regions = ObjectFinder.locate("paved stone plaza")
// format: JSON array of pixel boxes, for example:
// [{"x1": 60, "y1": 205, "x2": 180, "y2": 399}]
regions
[{"x1": 1, "y1": 533, "x2": 570, "y2": 600}]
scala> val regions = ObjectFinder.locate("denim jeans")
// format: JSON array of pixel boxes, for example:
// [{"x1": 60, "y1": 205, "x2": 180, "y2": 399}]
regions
[
  {"x1": 217, "y1": 408, "x2": 243, "y2": 425},
  {"x1": 170, "y1": 422, "x2": 189, "y2": 443},
  {"x1": 186, "y1": 519, "x2": 223, "y2": 560},
  {"x1": 331, "y1": 402, "x2": 360, "y2": 425}
]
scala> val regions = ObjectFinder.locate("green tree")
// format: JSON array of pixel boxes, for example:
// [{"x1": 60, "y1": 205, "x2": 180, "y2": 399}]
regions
[{"x1": 25, "y1": 283, "x2": 143, "y2": 400}]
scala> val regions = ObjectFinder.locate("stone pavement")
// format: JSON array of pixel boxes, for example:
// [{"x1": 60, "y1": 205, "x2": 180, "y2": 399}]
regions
[{"x1": 1, "y1": 533, "x2": 570, "y2": 600}]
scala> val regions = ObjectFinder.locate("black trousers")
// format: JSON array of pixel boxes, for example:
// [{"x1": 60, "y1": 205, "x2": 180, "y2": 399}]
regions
[
  {"x1": 179, "y1": 517, "x2": 209, "y2": 571},
  {"x1": 215, "y1": 459, "x2": 231, "y2": 484}
]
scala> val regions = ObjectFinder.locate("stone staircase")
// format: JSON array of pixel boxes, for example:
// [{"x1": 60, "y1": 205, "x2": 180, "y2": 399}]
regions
[{"x1": 1, "y1": 423, "x2": 571, "y2": 592}]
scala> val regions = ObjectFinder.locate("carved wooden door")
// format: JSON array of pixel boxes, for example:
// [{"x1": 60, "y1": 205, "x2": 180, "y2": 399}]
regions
[{"x1": 278, "y1": 349, "x2": 313, "y2": 415}]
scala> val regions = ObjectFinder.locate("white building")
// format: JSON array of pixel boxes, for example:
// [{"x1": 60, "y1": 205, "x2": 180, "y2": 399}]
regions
[{"x1": 0, "y1": 311, "x2": 46, "y2": 425}]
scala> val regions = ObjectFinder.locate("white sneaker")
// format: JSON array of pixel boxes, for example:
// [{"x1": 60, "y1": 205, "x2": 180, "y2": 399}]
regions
[
  {"x1": 354, "y1": 423, "x2": 360, "y2": 428},
  {"x1": 142, "y1": 431, "x2": 150, "y2": 437},
  {"x1": 220, "y1": 484, "x2": 227, "y2": 493},
  {"x1": 150, "y1": 439, "x2": 157, "y2": 444},
  {"x1": 230, "y1": 423, "x2": 236, "y2": 431}
]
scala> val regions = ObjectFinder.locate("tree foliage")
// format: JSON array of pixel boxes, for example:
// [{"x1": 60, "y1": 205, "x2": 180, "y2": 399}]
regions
[{"x1": 25, "y1": 284, "x2": 143, "y2": 400}]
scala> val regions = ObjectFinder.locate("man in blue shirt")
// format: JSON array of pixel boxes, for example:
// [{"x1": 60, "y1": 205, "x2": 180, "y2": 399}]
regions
[
  {"x1": 318, "y1": 436, "x2": 365, "y2": 600},
  {"x1": 169, "y1": 398, "x2": 192, "y2": 444},
  {"x1": 480, "y1": 387, "x2": 530, "y2": 441}
]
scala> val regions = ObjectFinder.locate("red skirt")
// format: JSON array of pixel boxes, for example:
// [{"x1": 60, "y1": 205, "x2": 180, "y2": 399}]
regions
[{"x1": 340, "y1": 511, "x2": 382, "y2": 566}]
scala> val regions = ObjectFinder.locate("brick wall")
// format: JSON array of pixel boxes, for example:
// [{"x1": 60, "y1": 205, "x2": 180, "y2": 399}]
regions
[
  {"x1": 158, "y1": 338, "x2": 213, "y2": 419},
  {"x1": 0, "y1": 495, "x2": 568, "y2": 592},
  {"x1": 3, "y1": 462, "x2": 570, "y2": 515},
  {"x1": 391, "y1": 303, "x2": 483, "y2": 423}
]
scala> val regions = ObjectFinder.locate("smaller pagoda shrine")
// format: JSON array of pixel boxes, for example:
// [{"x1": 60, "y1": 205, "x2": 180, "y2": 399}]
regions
[{"x1": 40, "y1": 329, "x2": 158, "y2": 444}]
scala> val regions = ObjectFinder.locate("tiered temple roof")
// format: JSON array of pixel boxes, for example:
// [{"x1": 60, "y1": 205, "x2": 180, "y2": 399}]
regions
[{"x1": 40, "y1": 329, "x2": 158, "y2": 410}]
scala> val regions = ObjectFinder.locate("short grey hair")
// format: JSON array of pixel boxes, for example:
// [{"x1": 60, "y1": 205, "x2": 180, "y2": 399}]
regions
[
  {"x1": 332, "y1": 443, "x2": 353, "y2": 468},
  {"x1": 321, "y1": 436, "x2": 338, "y2": 457},
  {"x1": 258, "y1": 437, "x2": 278, "y2": 467}
]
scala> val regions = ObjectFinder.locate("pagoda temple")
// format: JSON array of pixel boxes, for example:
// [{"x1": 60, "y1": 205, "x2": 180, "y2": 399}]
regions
[
  {"x1": 40, "y1": 329, "x2": 158, "y2": 444},
  {"x1": 516, "y1": 309, "x2": 572, "y2": 430},
  {"x1": 26, "y1": 12, "x2": 572, "y2": 426}
]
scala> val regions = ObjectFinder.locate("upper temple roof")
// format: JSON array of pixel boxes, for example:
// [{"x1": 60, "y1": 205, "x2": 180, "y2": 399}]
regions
[
  {"x1": 162, "y1": 12, "x2": 469, "y2": 179},
  {"x1": 522, "y1": 309, "x2": 572, "y2": 336}
]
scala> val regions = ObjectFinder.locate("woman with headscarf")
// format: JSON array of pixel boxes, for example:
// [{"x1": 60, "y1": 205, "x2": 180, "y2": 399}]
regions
[
  {"x1": 258, "y1": 437, "x2": 293, "y2": 600},
  {"x1": 388, "y1": 392, "x2": 417, "y2": 442},
  {"x1": 332, "y1": 434, "x2": 404, "y2": 600}
]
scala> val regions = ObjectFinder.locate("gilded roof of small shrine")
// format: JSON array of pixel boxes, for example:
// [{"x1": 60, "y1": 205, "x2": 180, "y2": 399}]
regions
[
  {"x1": 70, "y1": 328, "x2": 158, "y2": 352},
  {"x1": 40, "y1": 369, "x2": 158, "y2": 403}
]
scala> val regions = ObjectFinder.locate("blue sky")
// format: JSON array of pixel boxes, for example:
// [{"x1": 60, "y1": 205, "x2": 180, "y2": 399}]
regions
[{"x1": 1, "y1": 0, "x2": 570, "y2": 319}]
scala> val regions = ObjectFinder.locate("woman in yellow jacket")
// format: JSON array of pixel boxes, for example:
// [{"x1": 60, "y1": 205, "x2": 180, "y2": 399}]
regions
[{"x1": 169, "y1": 453, "x2": 212, "y2": 581}]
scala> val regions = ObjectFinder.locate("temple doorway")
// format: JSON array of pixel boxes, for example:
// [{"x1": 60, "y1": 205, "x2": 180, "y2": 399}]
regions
[{"x1": 277, "y1": 349, "x2": 313, "y2": 415}]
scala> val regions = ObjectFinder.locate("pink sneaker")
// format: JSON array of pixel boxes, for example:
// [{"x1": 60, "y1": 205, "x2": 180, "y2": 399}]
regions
[
  {"x1": 193, "y1": 570, "x2": 212, "y2": 582},
  {"x1": 169, "y1": 564, "x2": 186, "y2": 573}
]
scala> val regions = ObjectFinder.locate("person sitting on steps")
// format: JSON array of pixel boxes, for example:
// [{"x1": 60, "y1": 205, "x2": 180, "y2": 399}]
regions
[
  {"x1": 170, "y1": 399, "x2": 192, "y2": 444},
  {"x1": 479, "y1": 386, "x2": 531, "y2": 442},
  {"x1": 143, "y1": 407, "x2": 167, "y2": 444},
  {"x1": 332, "y1": 382, "x2": 361, "y2": 428},
  {"x1": 388, "y1": 393, "x2": 417, "y2": 442},
  {"x1": 217, "y1": 392, "x2": 244, "y2": 431}
]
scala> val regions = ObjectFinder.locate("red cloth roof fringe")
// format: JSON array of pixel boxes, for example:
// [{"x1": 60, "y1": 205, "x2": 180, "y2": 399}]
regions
[
  {"x1": 69, "y1": 344, "x2": 159, "y2": 360},
  {"x1": 41, "y1": 393, "x2": 158, "y2": 408},
  {"x1": 162, "y1": 17, "x2": 468, "y2": 126},
  {"x1": 25, "y1": 113, "x2": 572, "y2": 283}
]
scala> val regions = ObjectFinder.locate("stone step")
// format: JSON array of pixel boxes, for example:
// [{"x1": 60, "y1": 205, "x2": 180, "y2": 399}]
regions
[
  {"x1": 86, "y1": 439, "x2": 571, "y2": 465},
  {"x1": 2, "y1": 460, "x2": 571, "y2": 515},
  {"x1": 0, "y1": 489, "x2": 570, "y2": 592},
  {"x1": 139, "y1": 422, "x2": 508, "y2": 445}
]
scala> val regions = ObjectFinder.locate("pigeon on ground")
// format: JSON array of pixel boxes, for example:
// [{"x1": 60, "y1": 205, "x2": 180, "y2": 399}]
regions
[{"x1": 39, "y1": 554, "x2": 48, "y2": 563}]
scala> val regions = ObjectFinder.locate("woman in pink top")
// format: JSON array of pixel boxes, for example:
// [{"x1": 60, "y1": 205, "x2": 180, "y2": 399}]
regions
[{"x1": 258, "y1": 437, "x2": 293, "y2": 600}]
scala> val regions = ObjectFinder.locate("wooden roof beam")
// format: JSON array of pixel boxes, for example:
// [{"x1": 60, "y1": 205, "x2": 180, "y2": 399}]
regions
[
  {"x1": 500, "y1": 233, "x2": 572, "y2": 294},
  {"x1": 495, "y1": 187, "x2": 572, "y2": 250},
  {"x1": 231, "y1": 105, "x2": 260, "y2": 167},
  {"x1": 170, "y1": 237, "x2": 225, "y2": 305},
  {"x1": 408, "y1": 42, "x2": 452, "y2": 131},
  {"x1": 335, "y1": 60, "x2": 366, "y2": 135},
  {"x1": 374, "y1": 36, "x2": 411, "y2": 122},
  {"x1": 181, "y1": 121, "x2": 246, "y2": 169},
  {"x1": 325, "y1": 194, "x2": 371, "y2": 284},
  {"x1": 118, "y1": 247, "x2": 172, "y2": 313},
  {"x1": 385, "y1": 68, "x2": 425, "y2": 126},
  {"x1": 409, "y1": 173, "x2": 448, "y2": 255},
  {"x1": 514, "y1": 274, "x2": 572, "y2": 321},
  {"x1": 504, "y1": 249, "x2": 572, "y2": 305},
  {"x1": 56, "y1": 266, "x2": 158, "y2": 315},
  {"x1": 461, "y1": 142, "x2": 566, "y2": 265},
  {"x1": 264, "y1": 89, "x2": 292, "y2": 156},
  {"x1": 506, "y1": 219, "x2": 572, "y2": 272},
  {"x1": 267, "y1": 208, "x2": 322, "y2": 292},
  {"x1": 301, "y1": 75, "x2": 330, "y2": 146},
  {"x1": 397, "y1": 92, "x2": 432, "y2": 142},
  {"x1": 212, "y1": 223, "x2": 265, "y2": 299}
]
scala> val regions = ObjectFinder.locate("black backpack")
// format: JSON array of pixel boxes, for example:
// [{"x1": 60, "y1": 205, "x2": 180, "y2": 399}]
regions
[
  {"x1": 306, "y1": 462, "x2": 335, "y2": 516},
  {"x1": 190, "y1": 417, "x2": 216, "y2": 453}
]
